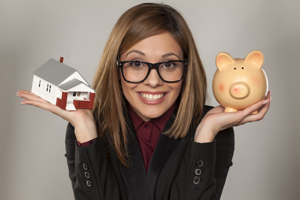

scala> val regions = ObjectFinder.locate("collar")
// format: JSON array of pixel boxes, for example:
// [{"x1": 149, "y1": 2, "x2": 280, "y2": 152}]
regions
[{"x1": 127, "y1": 103, "x2": 176, "y2": 132}]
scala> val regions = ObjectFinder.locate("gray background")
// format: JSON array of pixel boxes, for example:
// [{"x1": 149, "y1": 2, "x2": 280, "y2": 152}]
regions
[{"x1": 1, "y1": 0, "x2": 299, "y2": 199}]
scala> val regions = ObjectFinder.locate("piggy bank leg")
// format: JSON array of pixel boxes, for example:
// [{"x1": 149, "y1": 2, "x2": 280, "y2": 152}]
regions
[
  {"x1": 252, "y1": 111, "x2": 259, "y2": 115},
  {"x1": 224, "y1": 107, "x2": 238, "y2": 112}
]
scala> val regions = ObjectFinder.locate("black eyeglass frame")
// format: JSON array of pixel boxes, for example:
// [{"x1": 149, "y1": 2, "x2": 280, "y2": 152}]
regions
[{"x1": 117, "y1": 60, "x2": 188, "y2": 83}]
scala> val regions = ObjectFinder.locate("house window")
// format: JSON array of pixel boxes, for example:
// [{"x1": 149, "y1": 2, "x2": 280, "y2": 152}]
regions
[
  {"x1": 77, "y1": 92, "x2": 81, "y2": 96},
  {"x1": 73, "y1": 92, "x2": 76, "y2": 97},
  {"x1": 38, "y1": 79, "x2": 41, "y2": 87},
  {"x1": 46, "y1": 84, "x2": 51, "y2": 93}
]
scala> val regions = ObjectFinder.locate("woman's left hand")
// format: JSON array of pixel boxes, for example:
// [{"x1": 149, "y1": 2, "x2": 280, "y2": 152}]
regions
[{"x1": 194, "y1": 91, "x2": 271, "y2": 143}]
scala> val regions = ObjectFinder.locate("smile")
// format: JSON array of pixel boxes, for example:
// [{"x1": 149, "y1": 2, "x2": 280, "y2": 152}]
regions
[{"x1": 140, "y1": 93, "x2": 165, "y2": 101}]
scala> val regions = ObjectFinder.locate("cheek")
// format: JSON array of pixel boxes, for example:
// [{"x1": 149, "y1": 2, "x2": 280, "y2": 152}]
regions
[
  {"x1": 218, "y1": 84, "x2": 225, "y2": 92},
  {"x1": 120, "y1": 79, "x2": 127, "y2": 94},
  {"x1": 172, "y1": 82, "x2": 182, "y2": 95},
  {"x1": 167, "y1": 82, "x2": 182, "y2": 102},
  {"x1": 120, "y1": 79, "x2": 137, "y2": 99},
  {"x1": 250, "y1": 76, "x2": 262, "y2": 85}
]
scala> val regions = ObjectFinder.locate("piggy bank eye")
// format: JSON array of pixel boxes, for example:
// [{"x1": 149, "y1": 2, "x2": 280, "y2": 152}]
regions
[
  {"x1": 242, "y1": 67, "x2": 244, "y2": 69},
  {"x1": 234, "y1": 68, "x2": 236, "y2": 70}
]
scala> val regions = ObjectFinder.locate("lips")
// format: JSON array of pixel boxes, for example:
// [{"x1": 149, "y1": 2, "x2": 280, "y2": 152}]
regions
[
  {"x1": 140, "y1": 93, "x2": 165, "y2": 101},
  {"x1": 137, "y1": 92, "x2": 167, "y2": 105}
]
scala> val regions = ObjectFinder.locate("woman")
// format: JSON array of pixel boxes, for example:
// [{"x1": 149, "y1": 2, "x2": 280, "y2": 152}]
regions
[{"x1": 17, "y1": 3, "x2": 271, "y2": 200}]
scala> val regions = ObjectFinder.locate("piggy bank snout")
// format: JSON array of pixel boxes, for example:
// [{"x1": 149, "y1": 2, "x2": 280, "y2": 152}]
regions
[{"x1": 229, "y1": 82, "x2": 250, "y2": 99}]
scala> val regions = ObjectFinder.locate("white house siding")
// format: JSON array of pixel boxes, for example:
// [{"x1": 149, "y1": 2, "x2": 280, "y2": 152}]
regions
[
  {"x1": 64, "y1": 83, "x2": 93, "y2": 105},
  {"x1": 67, "y1": 92, "x2": 89, "y2": 104},
  {"x1": 31, "y1": 75, "x2": 62, "y2": 105}
]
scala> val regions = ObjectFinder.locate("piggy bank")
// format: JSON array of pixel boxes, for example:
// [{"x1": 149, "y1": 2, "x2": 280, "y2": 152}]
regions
[{"x1": 212, "y1": 50, "x2": 268, "y2": 113}]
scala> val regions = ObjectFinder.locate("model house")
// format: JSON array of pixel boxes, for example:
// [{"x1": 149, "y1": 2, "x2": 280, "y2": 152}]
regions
[{"x1": 31, "y1": 58, "x2": 95, "y2": 110}]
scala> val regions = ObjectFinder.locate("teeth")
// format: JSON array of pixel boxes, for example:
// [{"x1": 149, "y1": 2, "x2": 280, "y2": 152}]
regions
[{"x1": 140, "y1": 93, "x2": 165, "y2": 101}]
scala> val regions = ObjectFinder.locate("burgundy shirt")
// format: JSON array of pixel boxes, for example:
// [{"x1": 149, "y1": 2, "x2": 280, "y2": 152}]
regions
[
  {"x1": 78, "y1": 104, "x2": 175, "y2": 173},
  {"x1": 127, "y1": 104, "x2": 175, "y2": 172}
]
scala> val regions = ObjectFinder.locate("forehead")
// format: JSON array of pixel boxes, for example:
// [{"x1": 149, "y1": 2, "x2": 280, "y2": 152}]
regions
[{"x1": 122, "y1": 32, "x2": 183, "y2": 59}]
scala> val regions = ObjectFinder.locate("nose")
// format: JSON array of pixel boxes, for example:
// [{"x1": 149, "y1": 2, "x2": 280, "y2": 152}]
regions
[
  {"x1": 229, "y1": 82, "x2": 250, "y2": 99},
  {"x1": 143, "y1": 69, "x2": 163, "y2": 87}
]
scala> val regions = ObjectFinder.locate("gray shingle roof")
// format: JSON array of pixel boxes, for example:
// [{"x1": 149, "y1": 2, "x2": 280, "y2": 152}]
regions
[
  {"x1": 33, "y1": 59, "x2": 77, "y2": 85},
  {"x1": 59, "y1": 78, "x2": 87, "y2": 91}
]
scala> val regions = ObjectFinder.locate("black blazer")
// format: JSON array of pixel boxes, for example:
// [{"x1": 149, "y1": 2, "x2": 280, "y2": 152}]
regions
[{"x1": 65, "y1": 106, "x2": 234, "y2": 200}]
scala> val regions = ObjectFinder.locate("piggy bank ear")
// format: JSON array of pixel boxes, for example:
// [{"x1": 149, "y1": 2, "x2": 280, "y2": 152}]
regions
[
  {"x1": 245, "y1": 50, "x2": 264, "y2": 68},
  {"x1": 216, "y1": 52, "x2": 235, "y2": 71}
]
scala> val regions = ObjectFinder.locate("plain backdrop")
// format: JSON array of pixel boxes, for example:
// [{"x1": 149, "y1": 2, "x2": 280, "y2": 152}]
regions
[{"x1": 1, "y1": 0, "x2": 299, "y2": 199}]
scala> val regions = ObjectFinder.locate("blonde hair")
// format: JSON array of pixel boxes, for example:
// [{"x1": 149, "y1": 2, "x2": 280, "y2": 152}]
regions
[{"x1": 92, "y1": 3, "x2": 207, "y2": 166}]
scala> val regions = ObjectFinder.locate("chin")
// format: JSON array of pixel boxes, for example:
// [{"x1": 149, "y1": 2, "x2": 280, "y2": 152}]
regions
[
  {"x1": 144, "y1": 112, "x2": 163, "y2": 119},
  {"x1": 141, "y1": 106, "x2": 163, "y2": 117}
]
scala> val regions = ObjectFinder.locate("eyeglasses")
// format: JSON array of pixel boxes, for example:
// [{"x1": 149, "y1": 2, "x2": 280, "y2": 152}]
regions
[{"x1": 117, "y1": 60, "x2": 188, "y2": 83}]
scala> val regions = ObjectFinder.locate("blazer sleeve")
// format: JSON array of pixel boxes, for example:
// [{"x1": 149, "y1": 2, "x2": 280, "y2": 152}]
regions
[
  {"x1": 169, "y1": 127, "x2": 234, "y2": 200},
  {"x1": 64, "y1": 123, "x2": 121, "y2": 200},
  {"x1": 214, "y1": 127, "x2": 234, "y2": 199}
]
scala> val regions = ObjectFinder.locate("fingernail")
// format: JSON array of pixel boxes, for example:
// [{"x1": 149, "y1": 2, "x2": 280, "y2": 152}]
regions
[
  {"x1": 263, "y1": 100, "x2": 269, "y2": 105},
  {"x1": 16, "y1": 92, "x2": 20, "y2": 97}
]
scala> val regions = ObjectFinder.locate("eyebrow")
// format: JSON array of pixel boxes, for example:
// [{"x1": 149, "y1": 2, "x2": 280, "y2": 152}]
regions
[
  {"x1": 125, "y1": 50, "x2": 145, "y2": 58},
  {"x1": 125, "y1": 50, "x2": 181, "y2": 60},
  {"x1": 162, "y1": 53, "x2": 181, "y2": 59}
]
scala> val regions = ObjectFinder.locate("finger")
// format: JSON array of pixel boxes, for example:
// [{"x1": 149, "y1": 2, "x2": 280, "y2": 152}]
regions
[
  {"x1": 219, "y1": 98, "x2": 269, "y2": 127},
  {"x1": 208, "y1": 91, "x2": 271, "y2": 116},
  {"x1": 240, "y1": 97, "x2": 269, "y2": 117},
  {"x1": 237, "y1": 90, "x2": 271, "y2": 121},
  {"x1": 17, "y1": 90, "x2": 48, "y2": 103},
  {"x1": 265, "y1": 91, "x2": 271, "y2": 100},
  {"x1": 17, "y1": 90, "x2": 39, "y2": 97},
  {"x1": 239, "y1": 94, "x2": 271, "y2": 124},
  {"x1": 239, "y1": 103, "x2": 270, "y2": 124},
  {"x1": 21, "y1": 99, "x2": 73, "y2": 122}
]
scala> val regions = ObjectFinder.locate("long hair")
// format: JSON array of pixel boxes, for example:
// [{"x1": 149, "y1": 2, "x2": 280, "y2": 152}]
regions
[{"x1": 92, "y1": 3, "x2": 207, "y2": 166}]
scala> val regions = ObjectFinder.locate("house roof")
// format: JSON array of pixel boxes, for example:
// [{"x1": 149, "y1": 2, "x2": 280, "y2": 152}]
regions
[
  {"x1": 34, "y1": 59, "x2": 78, "y2": 86},
  {"x1": 59, "y1": 78, "x2": 93, "y2": 91}
]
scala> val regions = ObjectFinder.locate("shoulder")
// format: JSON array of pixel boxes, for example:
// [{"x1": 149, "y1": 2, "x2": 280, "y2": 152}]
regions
[
  {"x1": 202, "y1": 105, "x2": 214, "y2": 115},
  {"x1": 66, "y1": 123, "x2": 75, "y2": 140}
]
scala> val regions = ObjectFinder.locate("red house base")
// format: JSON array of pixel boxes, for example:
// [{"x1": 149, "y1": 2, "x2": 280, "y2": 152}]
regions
[
  {"x1": 56, "y1": 92, "x2": 95, "y2": 110},
  {"x1": 56, "y1": 92, "x2": 68, "y2": 109},
  {"x1": 73, "y1": 93, "x2": 95, "y2": 110}
]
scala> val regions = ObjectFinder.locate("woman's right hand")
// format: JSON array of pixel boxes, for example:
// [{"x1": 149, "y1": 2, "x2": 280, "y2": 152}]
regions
[{"x1": 17, "y1": 90, "x2": 97, "y2": 143}]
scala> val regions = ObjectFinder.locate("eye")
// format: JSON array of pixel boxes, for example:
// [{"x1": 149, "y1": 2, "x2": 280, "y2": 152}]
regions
[
  {"x1": 241, "y1": 67, "x2": 244, "y2": 69},
  {"x1": 161, "y1": 62, "x2": 176, "y2": 69},
  {"x1": 234, "y1": 68, "x2": 236, "y2": 70},
  {"x1": 129, "y1": 61, "x2": 143, "y2": 68}
]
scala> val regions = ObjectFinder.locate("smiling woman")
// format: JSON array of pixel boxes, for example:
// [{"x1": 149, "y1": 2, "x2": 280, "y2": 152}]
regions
[
  {"x1": 119, "y1": 32, "x2": 184, "y2": 122},
  {"x1": 17, "y1": 2, "x2": 271, "y2": 200}
]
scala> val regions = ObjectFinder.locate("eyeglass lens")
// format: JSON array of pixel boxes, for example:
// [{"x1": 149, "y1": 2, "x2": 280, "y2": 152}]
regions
[{"x1": 122, "y1": 61, "x2": 184, "y2": 82}]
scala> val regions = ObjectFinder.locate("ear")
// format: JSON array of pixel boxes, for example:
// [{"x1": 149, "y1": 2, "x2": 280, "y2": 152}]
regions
[
  {"x1": 216, "y1": 52, "x2": 235, "y2": 71},
  {"x1": 245, "y1": 50, "x2": 264, "y2": 68}
]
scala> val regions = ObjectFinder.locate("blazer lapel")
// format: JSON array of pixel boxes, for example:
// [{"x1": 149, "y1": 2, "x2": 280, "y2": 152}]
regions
[
  {"x1": 147, "y1": 115, "x2": 180, "y2": 200},
  {"x1": 122, "y1": 118, "x2": 150, "y2": 200},
  {"x1": 121, "y1": 108, "x2": 182, "y2": 200}
]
